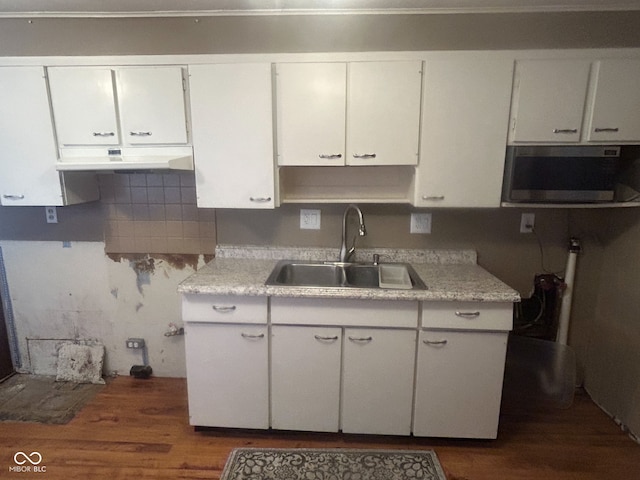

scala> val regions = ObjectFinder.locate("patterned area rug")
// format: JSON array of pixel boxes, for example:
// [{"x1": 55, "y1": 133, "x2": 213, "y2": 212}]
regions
[{"x1": 221, "y1": 448, "x2": 447, "y2": 480}]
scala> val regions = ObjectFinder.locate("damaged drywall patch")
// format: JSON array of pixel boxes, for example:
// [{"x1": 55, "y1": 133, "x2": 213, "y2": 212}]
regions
[
  {"x1": 106, "y1": 253, "x2": 212, "y2": 293},
  {"x1": 130, "y1": 256, "x2": 155, "y2": 294}
]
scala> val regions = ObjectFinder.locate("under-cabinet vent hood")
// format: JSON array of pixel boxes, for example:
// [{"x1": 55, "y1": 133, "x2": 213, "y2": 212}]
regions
[{"x1": 56, "y1": 146, "x2": 194, "y2": 172}]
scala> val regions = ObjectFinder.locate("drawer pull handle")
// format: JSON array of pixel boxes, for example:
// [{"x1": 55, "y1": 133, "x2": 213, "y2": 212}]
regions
[
  {"x1": 455, "y1": 311, "x2": 480, "y2": 318},
  {"x1": 241, "y1": 333, "x2": 265, "y2": 339},
  {"x1": 130, "y1": 131, "x2": 152, "y2": 137},
  {"x1": 249, "y1": 196, "x2": 272, "y2": 203},
  {"x1": 314, "y1": 335, "x2": 339, "y2": 342},
  {"x1": 319, "y1": 153, "x2": 342, "y2": 159},
  {"x1": 92, "y1": 132, "x2": 115, "y2": 137},
  {"x1": 2, "y1": 194, "x2": 25, "y2": 200},
  {"x1": 212, "y1": 305, "x2": 237, "y2": 313},
  {"x1": 423, "y1": 339, "x2": 448, "y2": 346},
  {"x1": 352, "y1": 153, "x2": 377, "y2": 159},
  {"x1": 421, "y1": 195, "x2": 445, "y2": 201},
  {"x1": 552, "y1": 128, "x2": 578, "y2": 134},
  {"x1": 594, "y1": 127, "x2": 619, "y2": 133},
  {"x1": 348, "y1": 336, "x2": 373, "y2": 343}
]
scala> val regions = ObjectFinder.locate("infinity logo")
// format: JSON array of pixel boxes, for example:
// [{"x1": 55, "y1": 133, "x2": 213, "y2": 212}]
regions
[{"x1": 14, "y1": 451, "x2": 42, "y2": 465}]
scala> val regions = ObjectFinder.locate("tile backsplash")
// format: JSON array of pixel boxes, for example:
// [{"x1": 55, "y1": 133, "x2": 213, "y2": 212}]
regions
[{"x1": 100, "y1": 173, "x2": 215, "y2": 255}]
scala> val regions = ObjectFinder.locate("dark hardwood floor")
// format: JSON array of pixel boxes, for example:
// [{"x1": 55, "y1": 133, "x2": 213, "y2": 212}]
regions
[{"x1": 1, "y1": 376, "x2": 638, "y2": 479}]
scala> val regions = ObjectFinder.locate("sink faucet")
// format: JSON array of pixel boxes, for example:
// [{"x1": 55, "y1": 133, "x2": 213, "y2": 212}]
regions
[{"x1": 339, "y1": 204, "x2": 367, "y2": 263}]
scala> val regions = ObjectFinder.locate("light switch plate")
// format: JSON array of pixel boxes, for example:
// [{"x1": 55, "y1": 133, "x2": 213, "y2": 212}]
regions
[
  {"x1": 410, "y1": 213, "x2": 432, "y2": 234},
  {"x1": 300, "y1": 209, "x2": 321, "y2": 230}
]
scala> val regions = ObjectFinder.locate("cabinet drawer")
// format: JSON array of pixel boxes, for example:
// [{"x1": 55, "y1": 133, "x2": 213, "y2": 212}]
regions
[
  {"x1": 182, "y1": 294, "x2": 267, "y2": 324},
  {"x1": 271, "y1": 297, "x2": 418, "y2": 328},
  {"x1": 421, "y1": 302, "x2": 512, "y2": 331}
]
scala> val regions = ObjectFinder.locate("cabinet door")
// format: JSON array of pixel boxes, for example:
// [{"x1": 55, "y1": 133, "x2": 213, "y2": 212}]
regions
[
  {"x1": 342, "y1": 328, "x2": 416, "y2": 435},
  {"x1": 0, "y1": 67, "x2": 64, "y2": 206},
  {"x1": 276, "y1": 62, "x2": 346, "y2": 166},
  {"x1": 118, "y1": 66, "x2": 188, "y2": 145},
  {"x1": 48, "y1": 67, "x2": 119, "y2": 146},
  {"x1": 510, "y1": 59, "x2": 591, "y2": 143},
  {"x1": 413, "y1": 329, "x2": 508, "y2": 439},
  {"x1": 190, "y1": 64, "x2": 275, "y2": 208},
  {"x1": 415, "y1": 56, "x2": 514, "y2": 207},
  {"x1": 587, "y1": 59, "x2": 640, "y2": 142},
  {"x1": 271, "y1": 326, "x2": 342, "y2": 432},
  {"x1": 347, "y1": 61, "x2": 422, "y2": 166},
  {"x1": 184, "y1": 323, "x2": 269, "y2": 428}
]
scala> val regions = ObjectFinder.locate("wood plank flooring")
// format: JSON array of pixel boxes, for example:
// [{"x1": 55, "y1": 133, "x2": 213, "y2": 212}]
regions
[{"x1": 1, "y1": 376, "x2": 638, "y2": 479}]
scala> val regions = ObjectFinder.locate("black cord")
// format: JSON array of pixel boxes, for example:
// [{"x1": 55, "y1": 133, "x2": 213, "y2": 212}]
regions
[{"x1": 531, "y1": 225, "x2": 565, "y2": 276}]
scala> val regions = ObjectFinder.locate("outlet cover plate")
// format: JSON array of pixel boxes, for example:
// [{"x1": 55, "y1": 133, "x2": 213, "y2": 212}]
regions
[
  {"x1": 45, "y1": 206, "x2": 58, "y2": 224},
  {"x1": 410, "y1": 213, "x2": 432, "y2": 234},
  {"x1": 520, "y1": 213, "x2": 535, "y2": 233},
  {"x1": 300, "y1": 209, "x2": 321, "y2": 230}
]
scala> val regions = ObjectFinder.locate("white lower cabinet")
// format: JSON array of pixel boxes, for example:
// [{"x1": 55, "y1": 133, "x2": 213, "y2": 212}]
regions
[
  {"x1": 182, "y1": 294, "x2": 513, "y2": 438},
  {"x1": 184, "y1": 322, "x2": 269, "y2": 429},
  {"x1": 413, "y1": 329, "x2": 509, "y2": 439},
  {"x1": 341, "y1": 328, "x2": 416, "y2": 435},
  {"x1": 271, "y1": 325, "x2": 342, "y2": 432}
]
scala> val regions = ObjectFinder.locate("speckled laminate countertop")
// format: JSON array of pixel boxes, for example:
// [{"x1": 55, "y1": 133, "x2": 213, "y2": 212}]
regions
[{"x1": 179, "y1": 245, "x2": 520, "y2": 303}]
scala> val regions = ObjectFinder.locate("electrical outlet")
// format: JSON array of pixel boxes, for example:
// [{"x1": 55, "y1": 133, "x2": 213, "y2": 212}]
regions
[
  {"x1": 410, "y1": 213, "x2": 432, "y2": 234},
  {"x1": 520, "y1": 213, "x2": 535, "y2": 233},
  {"x1": 300, "y1": 209, "x2": 321, "y2": 230},
  {"x1": 126, "y1": 338, "x2": 145, "y2": 349},
  {"x1": 45, "y1": 206, "x2": 58, "y2": 224}
]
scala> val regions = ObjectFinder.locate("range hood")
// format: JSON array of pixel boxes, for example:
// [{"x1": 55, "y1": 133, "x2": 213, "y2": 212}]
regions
[{"x1": 56, "y1": 146, "x2": 194, "y2": 172}]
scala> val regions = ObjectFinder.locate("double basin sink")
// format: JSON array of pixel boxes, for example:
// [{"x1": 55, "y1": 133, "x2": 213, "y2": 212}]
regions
[{"x1": 265, "y1": 260, "x2": 427, "y2": 290}]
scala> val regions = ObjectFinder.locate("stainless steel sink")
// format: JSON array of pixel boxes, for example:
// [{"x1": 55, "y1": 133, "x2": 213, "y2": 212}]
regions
[{"x1": 265, "y1": 260, "x2": 427, "y2": 290}]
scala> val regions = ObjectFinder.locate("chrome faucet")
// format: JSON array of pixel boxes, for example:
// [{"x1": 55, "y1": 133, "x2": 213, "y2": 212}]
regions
[{"x1": 339, "y1": 204, "x2": 367, "y2": 263}]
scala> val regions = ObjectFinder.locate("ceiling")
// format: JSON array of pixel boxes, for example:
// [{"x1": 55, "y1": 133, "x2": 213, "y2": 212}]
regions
[{"x1": 1, "y1": 0, "x2": 640, "y2": 17}]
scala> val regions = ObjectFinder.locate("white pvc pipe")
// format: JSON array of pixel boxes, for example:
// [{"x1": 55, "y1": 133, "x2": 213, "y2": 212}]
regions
[{"x1": 556, "y1": 238, "x2": 581, "y2": 345}]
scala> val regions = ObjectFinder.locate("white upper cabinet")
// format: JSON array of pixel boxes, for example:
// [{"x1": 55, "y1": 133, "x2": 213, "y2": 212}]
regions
[
  {"x1": 48, "y1": 68, "x2": 119, "y2": 146},
  {"x1": 0, "y1": 66, "x2": 98, "y2": 206},
  {"x1": 276, "y1": 62, "x2": 347, "y2": 166},
  {"x1": 347, "y1": 61, "x2": 422, "y2": 166},
  {"x1": 415, "y1": 56, "x2": 514, "y2": 208},
  {"x1": 48, "y1": 66, "x2": 188, "y2": 147},
  {"x1": 587, "y1": 59, "x2": 640, "y2": 142},
  {"x1": 117, "y1": 67, "x2": 188, "y2": 145},
  {"x1": 275, "y1": 61, "x2": 422, "y2": 166},
  {"x1": 509, "y1": 59, "x2": 591, "y2": 143},
  {"x1": 189, "y1": 63, "x2": 275, "y2": 208}
]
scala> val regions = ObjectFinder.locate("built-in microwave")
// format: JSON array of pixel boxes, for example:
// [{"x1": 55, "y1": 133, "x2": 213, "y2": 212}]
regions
[{"x1": 502, "y1": 145, "x2": 621, "y2": 203}]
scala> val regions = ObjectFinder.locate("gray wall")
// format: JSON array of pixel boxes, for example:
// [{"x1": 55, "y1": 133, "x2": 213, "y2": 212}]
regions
[{"x1": 0, "y1": 11, "x2": 640, "y2": 57}]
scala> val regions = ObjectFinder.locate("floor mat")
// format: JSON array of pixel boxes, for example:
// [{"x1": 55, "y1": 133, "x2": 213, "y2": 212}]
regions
[
  {"x1": 0, "y1": 374, "x2": 104, "y2": 424},
  {"x1": 221, "y1": 448, "x2": 447, "y2": 480}
]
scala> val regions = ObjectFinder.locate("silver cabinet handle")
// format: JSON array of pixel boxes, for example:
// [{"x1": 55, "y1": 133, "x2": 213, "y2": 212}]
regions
[
  {"x1": 421, "y1": 195, "x2": 445, "y2": 201},
  {"x1": 130, "y1": 131, "x2": 152, "y2": 136},
  {"x1": 594, "y1": 127, "x2": 619, "y2": 133},
  {"x1": 455, "y1": 311, "x2": 480, "y2": 318},
  {"x1": 348, "y1": 336, "x2": 373, "y2": 343},
  {"x1": 423, "y1": 339, "x2": 448, "y2": 346},
  {"x1": 2, "y1": 194, "x2": 25, "y2": 200},
  {"x1": 319, "y1": 154, "x2": 342, "y2": 159},
  {"x1": 212, "y1": 305, "x2": 236, "y2": 313},
  {"x1": 241, "y1": 332, "x2": 265, "y2": 339},
  {"x1": 250, "y1": 197, "x2": 272, "y2": 203},
  {"x1": 92, "y1": 132, "x2": 115, "y2": 137},
  {"x1": 552, "y1": 128, "x2": 578, "y2": 134},
  {"x1": 352, "y1": 153, "x2": 377, "y2": 159},
  {"x1": 314, "y1": 334, "x2": 339, "y2": 342}
]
